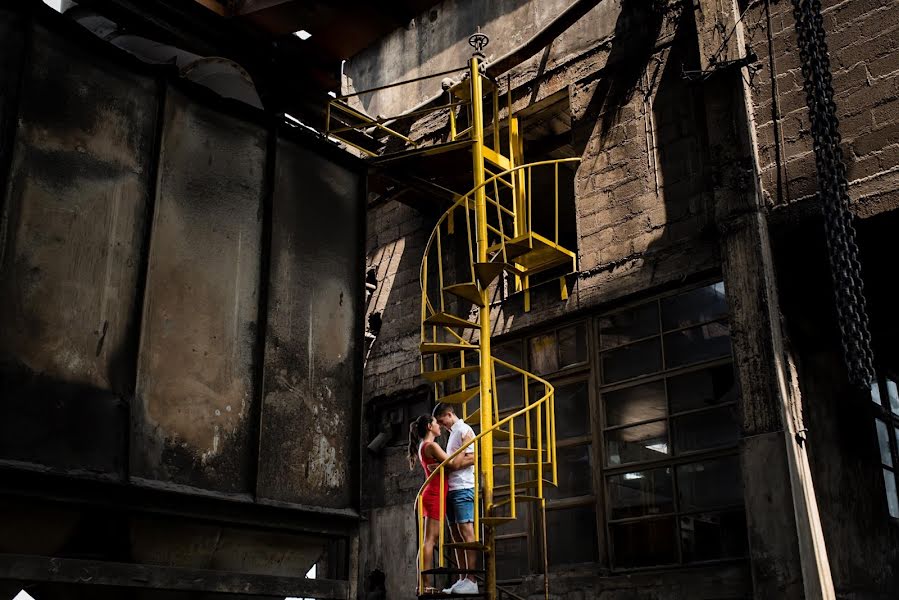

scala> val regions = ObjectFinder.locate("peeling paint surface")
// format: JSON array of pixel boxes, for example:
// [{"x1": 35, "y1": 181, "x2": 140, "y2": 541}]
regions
[
  {"x1": 0, "y1": 24, "x2": 155, "y2": 392},
  {"x1": 256, "y1": 137, "x2": 363, "y2": 508},
  {"x1": 0, "y1": 22, "x2": 154, "y2": 475},
  {"x1": 132, "y1": 87, "x2": 265, "y2": 493}
]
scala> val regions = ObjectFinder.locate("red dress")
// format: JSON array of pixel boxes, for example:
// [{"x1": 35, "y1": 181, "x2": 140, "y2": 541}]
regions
[{"x1": 419, "y1": 441, "x2": 448, "y2": 520}]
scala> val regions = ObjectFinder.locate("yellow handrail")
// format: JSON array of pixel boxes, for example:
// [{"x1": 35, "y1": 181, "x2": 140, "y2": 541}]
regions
[
  {"x1": 418, "y1": 158, "x2": 581, "y2": 359},
  {"x1": 410, "y1": 58, "x2": 575, "y2": 600},
  {"x1": 414, "y1": 358, "x2": 552, "y2": 496}
]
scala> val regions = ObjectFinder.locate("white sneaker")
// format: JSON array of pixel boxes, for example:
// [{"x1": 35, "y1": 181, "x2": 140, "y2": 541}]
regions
[
  {"x1": 442, "y1": 579, "x2": 462, "y2": 594},
  {"x1": 452, "y1": 579, "x2": 479, "y2": 594}
]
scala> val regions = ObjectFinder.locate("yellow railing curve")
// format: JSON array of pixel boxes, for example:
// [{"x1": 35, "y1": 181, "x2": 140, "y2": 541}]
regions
[{"x1": 413, "y1": 357, "x2": 557, "y2": 594}]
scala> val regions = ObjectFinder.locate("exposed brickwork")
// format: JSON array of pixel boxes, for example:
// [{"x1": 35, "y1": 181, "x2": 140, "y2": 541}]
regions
[
  {"x1": 358, "y1": 7, "x2": 729, "y2": 598},
  {"x1": 364, "y1": 200, "x2": 433, "y2": 400},
  {"x1": 354, "y1": 1, "x2": 899, "y2": 598},
  {"x1": 746, "y1": 0, "x2": 899, "y2": 216}
]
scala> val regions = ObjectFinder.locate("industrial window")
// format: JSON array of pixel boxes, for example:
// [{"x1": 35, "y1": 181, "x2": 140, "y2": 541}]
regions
[
  {"x1": 871, "y1": 375, "x2": 899, "y2": 519},
  {"x1": 526, "y1": 323, "x2": 597, "y2": 570},
  {"x1": 598, "y1": 282, "x2": 747, "y2": 568},
  {"x1": 483, "y1": 281, "x2": 746, "y2": 579},
  {"x1": 489, "y1": 323, "x2": 595, "y2": 580}
]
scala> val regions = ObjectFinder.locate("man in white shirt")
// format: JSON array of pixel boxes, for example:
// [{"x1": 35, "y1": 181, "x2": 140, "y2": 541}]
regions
[{"x1": 434, "y1": 403, "x2": 479, "y2": 595}]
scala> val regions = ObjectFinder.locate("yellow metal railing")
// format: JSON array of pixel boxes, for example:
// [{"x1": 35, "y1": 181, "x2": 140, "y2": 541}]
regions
[
  {"x1": 414, "y1": 356, "x2": 556, "y2": 594},
  {"x1": 414, "y1": 158, "x2": 575, "y2": 597},
  {"x1": 418, "y1": 158, "x2": 581, "y2": 352},
  {"x1": 326, "y1": 67, "x2": 509, "y2": 158},
  {"x1": 375, "y1": 54, "x2": 581, "y2": 600}
]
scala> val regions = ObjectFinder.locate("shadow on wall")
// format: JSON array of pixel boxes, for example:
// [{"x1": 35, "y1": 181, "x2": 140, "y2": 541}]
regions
[
  {"x1": 573, "y1": 1, "x2": 714, "y2": 275},
  {"x1": 574, "y1": 0, "x2": 668, "y2": 148},
  {"x1": 347, "y1": 0, "x2": 531, "y2": 116},
  {"x1": 647, "y1": 8, "x2": 715, "y2": 254}
]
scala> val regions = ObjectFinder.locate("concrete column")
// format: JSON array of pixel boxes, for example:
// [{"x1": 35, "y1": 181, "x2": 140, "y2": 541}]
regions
[{"x1": 691, "y1": 1, "x2": 835, "y2": 598}]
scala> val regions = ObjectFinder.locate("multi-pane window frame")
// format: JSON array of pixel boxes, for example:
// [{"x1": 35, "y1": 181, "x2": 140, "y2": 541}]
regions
[
  {"x1": 491, "y1": 322, "x2": 597, "y2": 581},
  {"x1": 526, "y1": 324, "x2": 597, "y2": 572},
  {"x1": 491, "y1": 338, "x2": 535, "y2": 583},
  {"x1": 597, "y1": 281, "x2": 747, "y2": 571},
  {"x1": 871, "y1": 373, "x2": 899, "y2": 520}
]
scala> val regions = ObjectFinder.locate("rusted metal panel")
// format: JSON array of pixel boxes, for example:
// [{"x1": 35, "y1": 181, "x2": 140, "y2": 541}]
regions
[
  {"x1": 132, "y1": 86, "x2": 265, "y2": 494},
  {"x1": 0, "y1": 7, "x2": 26, "y2": 207},
  {"x1": 255, "y1": 134, "x2": 364, "y2": 508},
  {"x1": 0, "y1": 21, "x2": 158, "y2": 476}
]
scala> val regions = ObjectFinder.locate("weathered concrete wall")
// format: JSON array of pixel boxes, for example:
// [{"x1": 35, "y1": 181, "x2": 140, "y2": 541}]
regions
[
  {"x1": 132, "y1": 86, "x2": 266, "y2": 494},
  {"x1": 256, "y1": 136, "x2": 364, "y2": 508},
  {"x1": 747, "y1": 0, "x2": 899, "y2": 218},
  {"x1": 363, "y1": 200, "x2": 434, "y2": 399},
  {"x1": 0, "y1": 20, "x2": 158, "y2": 477},
  {"x1": 344, "y1": 0, "x2": 622, "y2": 117},
  {"x1": 0, "y1": 0, "x2": 365, "y2": 537}
]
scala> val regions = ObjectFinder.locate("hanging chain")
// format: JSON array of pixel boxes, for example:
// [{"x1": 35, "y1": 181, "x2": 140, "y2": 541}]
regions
[{"x1": 791, "y1": 0, "x2": 876, "y2": 388}]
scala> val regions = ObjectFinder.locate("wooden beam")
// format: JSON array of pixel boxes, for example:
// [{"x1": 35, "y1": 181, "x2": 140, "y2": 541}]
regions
[{"x1": 0, "y1": 554, "x2": 348, "y2": 599}]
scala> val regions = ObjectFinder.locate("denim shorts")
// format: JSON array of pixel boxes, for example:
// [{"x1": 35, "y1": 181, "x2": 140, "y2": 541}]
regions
[{"x1": 446, "y1": 488, "x2": 475, "y2": 524}]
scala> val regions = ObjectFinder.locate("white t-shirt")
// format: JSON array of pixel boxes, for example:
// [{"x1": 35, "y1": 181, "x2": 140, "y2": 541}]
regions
[{"x1": 447, "y1": 420, "x2": 475, "y2": 491}]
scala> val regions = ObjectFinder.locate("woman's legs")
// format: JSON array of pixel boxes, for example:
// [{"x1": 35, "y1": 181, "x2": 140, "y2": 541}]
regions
[{"x1": 422, "y1": 516, "x2": 442, "y2": 590}]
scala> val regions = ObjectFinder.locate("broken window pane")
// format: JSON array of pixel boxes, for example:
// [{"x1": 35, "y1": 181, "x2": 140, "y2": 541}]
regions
[
  {"x1": 610, "y1": 517, "x2": 677, "y2": 568},
  {"x1": 680, "y1": 509, "x2": 748, "y2": 562},
  {"x1": 607, "y1": 467, "x2": 674, "y2": 519},
  {"x1": 546, "y1": 506, "x2": 598, "y2": 567},
  {"x1": 558, "y1": 323, "x2": 587, "y2": 367},
  {"x1": 663, "y1": 322, "x2": 731, "y2": 369},
  {"x1": 877, "y1": 419, "x2": 893, "y2": 467},
  {"x1": 604, "y1": 380, "x2": 667, "y2": 427},
  {"x1": 546, "y1": 444, "x2": 593, "y2": 500},
  {"x1": 668, "y1": 364, "x2": 736, "y2": 414},
  {"x1": 671, "y1": 406, "x2": 740, "y2": 454},
  {"x1": 606, "y1": 421, "x2": 668, "y2": 466},
  {"x1": 599, "y1": 302, "x2": 659, "y2": 350},
  {"x1": 676, "y1": 456, "x2": 743, "y2": 512},
  {"x1": 529, "y1": 333, "x2": 558, "y2": 375},
  {"x1": 660, "y1": 282, "x2": 727, "y2": 331},
  {"x1": 602, "y1": 338, "x2": 662, "y2": 383}
]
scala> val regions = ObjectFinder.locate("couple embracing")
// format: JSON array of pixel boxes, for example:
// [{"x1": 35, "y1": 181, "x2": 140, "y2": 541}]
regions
[{"x1": 408, "y1": 404, "x2": 480, "y2": 595}]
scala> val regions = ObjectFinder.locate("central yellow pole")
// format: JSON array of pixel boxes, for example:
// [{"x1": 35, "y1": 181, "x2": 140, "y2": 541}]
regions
[{"x1": 470, "y1": 55, "x2": 496, "y2": 600}]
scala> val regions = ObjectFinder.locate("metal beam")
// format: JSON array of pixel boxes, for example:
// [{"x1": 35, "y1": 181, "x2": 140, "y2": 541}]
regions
[
  {"x1": 0, "y1": 465, "x2": 360, "y2": 536},
  {"x1": 0, "y1": 554, "x2": 348, "y2": 599}
]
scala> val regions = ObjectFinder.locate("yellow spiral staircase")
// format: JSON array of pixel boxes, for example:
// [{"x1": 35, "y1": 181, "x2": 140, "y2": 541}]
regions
[{"x1": 327, "y1": 51, "x2": 579, "y2": 600}]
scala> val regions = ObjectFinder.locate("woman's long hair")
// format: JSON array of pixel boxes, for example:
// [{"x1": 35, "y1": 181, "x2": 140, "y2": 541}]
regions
[{"x1": 408, "y1": 414, "x2": 434, "y2": 470}]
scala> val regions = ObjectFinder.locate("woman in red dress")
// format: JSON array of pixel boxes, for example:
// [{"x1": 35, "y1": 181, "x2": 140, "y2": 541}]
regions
[{"x1": 408, "y1": 414, "x2": 449, "y2": 594}]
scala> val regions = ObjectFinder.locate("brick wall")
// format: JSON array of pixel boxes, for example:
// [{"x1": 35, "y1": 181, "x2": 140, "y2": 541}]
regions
[
  {"x1": 748, "y1": 0, "x2": 899, "y2": 217},
  {"x1": 357, "y1": 6, "x2": 732, "y2": 598},
  {"x1": 364, "y1": 199, "x2": 432, "y2": 400}
]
